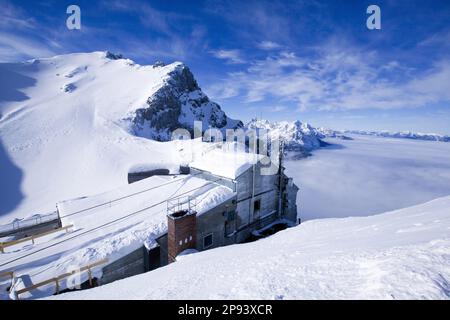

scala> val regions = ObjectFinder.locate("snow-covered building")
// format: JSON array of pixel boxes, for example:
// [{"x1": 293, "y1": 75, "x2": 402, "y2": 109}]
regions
[
  {"x1": 151, "y1": 147, "x2": 299, "y2": 268},
  {"x1": 191, "y1": 148, "x2": 299, "y2": 241},
  {"x1": 0, "y1": 147, "x2": 298, "y2": 299}
]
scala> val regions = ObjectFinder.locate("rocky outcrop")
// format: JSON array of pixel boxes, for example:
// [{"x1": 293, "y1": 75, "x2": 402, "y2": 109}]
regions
[
  {"x1": 245, "y1": 119, "x2": 326, "y2": 157},
  {"x1": 131, "y1": 63, "x2": 243, "y2": 141}
]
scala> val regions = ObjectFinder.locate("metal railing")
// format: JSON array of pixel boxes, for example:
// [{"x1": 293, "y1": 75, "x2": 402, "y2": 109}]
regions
[
  {"x1": 167, "y1": 195, "x2": 199, "y2": 215},
  {"x1": 0, "y1": 212, "x2": 59, "y2": 236},
  {"x1": 0, "y1": 225, "x2": 73, "y2": 253},
  {"x1": 14, "y1": 258, "x2": 108, "y2": 299}
]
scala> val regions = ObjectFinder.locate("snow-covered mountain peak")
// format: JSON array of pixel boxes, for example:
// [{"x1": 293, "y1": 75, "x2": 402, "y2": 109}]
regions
[
  {"x1": 129, "y1": 59, "x2": 242, "y2": 140},
  {"x1": 246, "y1": 118, "x2": 324, "y2": 155},
  {"x1": 0, "y1": 51, "x2": 240, "y2": 221}
]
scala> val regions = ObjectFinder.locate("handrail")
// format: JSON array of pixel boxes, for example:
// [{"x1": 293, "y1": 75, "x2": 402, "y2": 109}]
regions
[
  {"x1": 0, "y1": 225, "x2": 73, "y2": 253},
  {"x1": 15, "y1": 258, "x2": 108, "y2": 298},
  {"x1": 0, "y1": 212, "x2": 58, "y2": 235}
]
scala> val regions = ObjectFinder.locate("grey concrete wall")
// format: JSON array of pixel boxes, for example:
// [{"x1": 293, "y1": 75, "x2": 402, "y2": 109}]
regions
[
  {"x1": 100, "y1": 246, "x2": 147, "y2": 285},
  {"x1": 196, "y1": 197, "x2": 237, "y2": 251},
  {"x1": 128, "y1": 169, "x2": 170, "y2": 184},
  {"x1": 283, "y1": 177, "x2": 299, "y2": 223},
  {"x1": 0, "y1": 219, "x2": 62, "y2": 239},
  {"x1": 235, "y1": 163, "x2": 280, "y2": 229},
  {"x1": 156, "y1": 234, "x2": 168, "y2": 267}
]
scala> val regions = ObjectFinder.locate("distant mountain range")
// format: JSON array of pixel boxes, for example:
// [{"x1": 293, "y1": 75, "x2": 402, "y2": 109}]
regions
[
  {"x1": 337, "y1": 129, "x2": 450, "y2": 142},
  {"x1": 245, "y1": 119, "x2": 450, "y2": 157},
  {"x1": 245, "y1": 119, "x2": 326, "y2": 157}
]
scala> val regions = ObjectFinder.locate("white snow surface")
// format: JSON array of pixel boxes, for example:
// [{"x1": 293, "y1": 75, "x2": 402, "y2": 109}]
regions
[
  {"x1": 0, "y1": 52, "x2": 188, "y2": 223},
  {"x1": 52, "y1": 195, "x2": 450, "y2": 300},
  {"x1": 190, "y1": 145, "x2": 263, "y2": 179}
]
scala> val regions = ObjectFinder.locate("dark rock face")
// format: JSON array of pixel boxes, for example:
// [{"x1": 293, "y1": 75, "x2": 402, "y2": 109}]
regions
[
  {"x1": 153, "y1": 60, "x2": 165, "y2": 68},
  {"x1": 170, "y1": 65, "x2": 199, "y2": 92},
  {"x1": 131, "y1": 63, "x2": 243, "y2": 141},
  {"x1": 105, "y1": 51, "x2": 124, "y2": 60}
]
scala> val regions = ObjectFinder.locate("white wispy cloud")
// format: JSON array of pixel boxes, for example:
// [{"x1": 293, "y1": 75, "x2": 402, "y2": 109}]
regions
[
  {"x1": 210, "y1": 49, "x2": 246, "y2": 64},
  {"x1": 0, "y1": 0, "x2": 36, "y2": 30},
  {"x1": 264, "y1": 105, "x2": 287, "y2": 112},
  {"x1": 257, "y1": 41, "x2": 282, "y2": 50},
  {"x1": 0, "y1": 1, "x2": 58, "y2": 62},
  {"x1": 0, "y1": 32, "x2": 57, "y2": 61},
  {"x1": 206, "y1": 40, "x2": 450, "y2": 112}
]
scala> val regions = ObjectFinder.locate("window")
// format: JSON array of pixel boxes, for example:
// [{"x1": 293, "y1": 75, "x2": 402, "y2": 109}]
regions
[
  {"x1": 253, "y1": 199, "x2": 261, "y2": 213},
  {"x1": 203, "y1": 233, "x2": 213, "y2": 249}
]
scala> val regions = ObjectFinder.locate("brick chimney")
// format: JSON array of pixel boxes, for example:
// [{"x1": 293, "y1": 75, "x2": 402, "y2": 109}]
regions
[{"x1": 167, "y1": 209, "x2": 197, "y2": 263}]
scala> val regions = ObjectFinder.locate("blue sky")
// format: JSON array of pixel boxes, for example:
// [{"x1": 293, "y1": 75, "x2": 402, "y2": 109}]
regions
[{"x1": 1, "y1": 0, "x2": 450, "y2": 134}]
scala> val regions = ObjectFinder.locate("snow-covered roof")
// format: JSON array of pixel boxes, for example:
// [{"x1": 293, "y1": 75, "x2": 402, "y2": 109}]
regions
[
  {"x1": 0, "y1": 174, "x2": 234, "y2": 299},
  {"x1": 190, "y1": 148, "x2": 264, "y2": 179}
]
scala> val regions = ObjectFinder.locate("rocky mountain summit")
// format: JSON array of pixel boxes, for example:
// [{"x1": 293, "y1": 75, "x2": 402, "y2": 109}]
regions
[
  {"x1": 131, "y1": 62, "x2": 242, "y2": 141},
  {"x1": 245, "y1": 119, "x2": 327, "y2": 157}
]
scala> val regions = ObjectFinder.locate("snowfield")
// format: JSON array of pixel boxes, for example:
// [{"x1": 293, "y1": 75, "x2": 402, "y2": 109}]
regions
[
  {"x1": 51, "y1": 195, "x2": 450, "y2": 300},
  {"x1": 0, "y1": 52, "x2": 188, "y2": 223},
  {"x1": 285, "y1": 134, "x2": 450, "y2": 221},
  {"x1": 0, "y1": 52, "x2": 241, "y2": 225}
]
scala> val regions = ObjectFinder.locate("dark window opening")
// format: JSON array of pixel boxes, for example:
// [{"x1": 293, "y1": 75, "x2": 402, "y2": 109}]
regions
[
  {"x1": 253, "y1": 199, "x2": 261, "y2": 213},
  {"x1": 203, "y1": 233, "x2": 213, "y2": 249}
]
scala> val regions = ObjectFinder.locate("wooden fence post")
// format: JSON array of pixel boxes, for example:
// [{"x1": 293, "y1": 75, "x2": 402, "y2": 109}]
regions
[
  {"x1": 55, "y1": 278, "x2": 59, "y2": 294},
  {"x1": 87, "y1": 267, "x2": 93, "y2": 286}
]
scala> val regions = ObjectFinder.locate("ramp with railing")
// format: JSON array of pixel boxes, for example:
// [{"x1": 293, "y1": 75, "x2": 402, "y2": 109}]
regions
[{"x1": 0, "y1": 212, "x2": 60, "y2": 239}]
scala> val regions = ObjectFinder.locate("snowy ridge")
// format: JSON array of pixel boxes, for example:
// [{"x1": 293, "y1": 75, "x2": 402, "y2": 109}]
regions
[
  {"x1": 52, "y1": 195, "x2": 450, "y2": 300},
  {"x1": 343, "y1": 130, "x2": 450, "y2": 142},
  {"x1": 130, "y1": 61, "x2": 242, "y2": 140},
  {"x1": 318, "y1": 128, "x2": 450, "y2": 142},
  {"x1": 245, "y1": 119, "x2": 325, "y2": 156}
]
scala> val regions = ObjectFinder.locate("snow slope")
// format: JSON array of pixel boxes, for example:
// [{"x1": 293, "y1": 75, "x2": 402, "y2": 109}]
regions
[
  {"x1": 0, "y1": 52, "x2": 239, "y2": 223},
  {"x1": 52, "y1": 195, "x2": 450, "y2": 300},
  {"x1": 284, "y1": 134, "x2": 450, "y2": 221}
]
